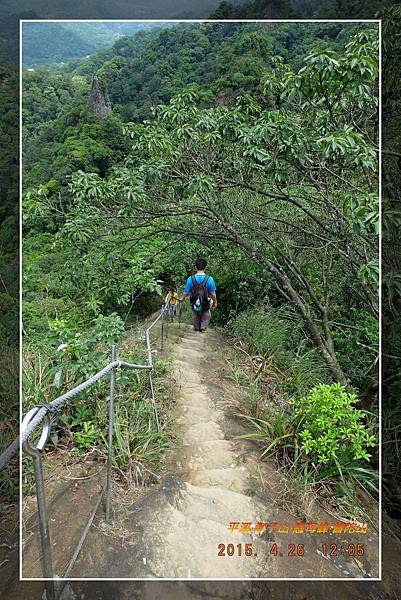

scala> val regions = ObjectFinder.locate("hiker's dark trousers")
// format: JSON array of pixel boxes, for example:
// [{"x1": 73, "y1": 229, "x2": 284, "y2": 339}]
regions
[{"x1": 192, "y1": 309, "x2": 211, "y2": 331}]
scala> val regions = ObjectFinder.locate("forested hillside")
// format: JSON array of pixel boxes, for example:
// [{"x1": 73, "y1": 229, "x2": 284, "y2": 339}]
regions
[
  {"x1": 21, "y1": 21, "x2": 380, "y2": 519},
  {"x1": 3, "y1": 0, "x2": 231, "y2": 20},
  {"x1": 0, "y1": 66, "x2": 18, "y2": 502},
  {"x1": 381, "y1": 6, "x2": 401, "y2": 519},
  {"x1": 218, "y1": 0, "x2": 399, "y2": 17},
  {"x1": 0, "y1": 68, "x2": 18, "y2": 339},
  {"x1": 21, "y1": 0, "x2": 396, "y2": 69},
  {"x1": 22, "y1": 22, "x2": 170, "y2": 67},
  {"x1": 23, "y1": 22, "x2": 360, "y2": 187}
]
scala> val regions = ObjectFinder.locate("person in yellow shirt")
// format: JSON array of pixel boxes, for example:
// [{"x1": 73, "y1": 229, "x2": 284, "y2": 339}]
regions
[
  {"x1": 164, "y1": 288, "x2": 180, "y2": 316},
  {"x1": 170, "y1": 290, "x2": 179, "y2": 315},
  {"x1": 164, "y1": 289, "x2": 172, "y2": 305}
]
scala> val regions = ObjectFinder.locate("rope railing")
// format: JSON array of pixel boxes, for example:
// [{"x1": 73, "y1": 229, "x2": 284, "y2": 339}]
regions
[
  {"x1": 1, "y1": 300, "x2": 182, "y2": 600},
  {"x1": 0, "y1": 307, "x2": 166, "y2": 470}
]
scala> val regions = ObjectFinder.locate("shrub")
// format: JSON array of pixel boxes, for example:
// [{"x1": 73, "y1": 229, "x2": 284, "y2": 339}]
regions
[
  {"x1": 46, "y1": 312, "x2": 125, "y2": 378},
  {"x1": 239, "y1": 382, "x2": 378, "y2": 507},
  {"x1": 294, "y1": 383, "x2": 376, "y2": 468},
  {"x1": 22, "y1": 319, "x2": 172, "y2": 490}
]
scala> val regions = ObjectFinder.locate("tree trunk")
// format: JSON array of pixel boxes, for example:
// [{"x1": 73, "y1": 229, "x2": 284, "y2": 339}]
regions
[{"x1": 217, "y1": 217, "x2": 349, "y2": 386}]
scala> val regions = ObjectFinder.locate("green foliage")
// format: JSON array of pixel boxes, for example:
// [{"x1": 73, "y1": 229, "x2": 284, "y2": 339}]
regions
[
  {"x1": 23, "y1": 23, "x2": 93, "y2": 66},
  {"x1": 345, "y1": 193, "x2": 379, "y2": 236},
  {"x1": 23, "y1": 23, "x2": 378, "y2": 392},
  {"x1": 228, "y1": 305, "x2": 294, "y2": 363},
  {"x1": 72, "y1": 420, "x2": 102, "y2": 454},
  {"x1": 382, "y1": 385, "x2": 401, "y2": 511},
  {"x1": 0, "y1": 67, "x2": 19, "y2": 502},
  {"x1": 61, "y1": 21, "x2": 360, "y2": 124},
  {"x1": 48, "y1": 313, "x2": 125, "y2": 375},
  {"x1": 295, "y1": 383, "x2": 376, "y2": 465},
  {"x1": 239, "y1": 410, "x2": 295, "y2": 459},
  {"x1": 289, "y1": 349, "x2": 329, "y2": 397},
  {"x1": 0, "y1": 293, "x2": 18, "y2": 345},
  {"x1": 238, "y1": 383, "x2": 378, "y2": 508},
  {"x1": 23, "y1": 90, "x2": 130, "y2": 188},
  {"x1": 331, "y1": 309, "x2": 378, "y2": 389},
  {"x1": 23, "y1": 322, "x2": 172, "y2": 482},
  {"x1": 22, "y1": 23, "x2": 162, "y2": 68},
  {"x1": 20, "y1": 22, "x2": 380, "y2": 511},
  {"x1": 315, "y1": 0, "x2": 393, "y2": 19},
  {"x1": 0, "y1": 349, "x2": 18, "y2": 501},
  {"x1": 381, "y1": 5, "x2": 401, "y2": 519},
  {"x1": 227, "y1": 303, "x2": 330, "y2": 398}
]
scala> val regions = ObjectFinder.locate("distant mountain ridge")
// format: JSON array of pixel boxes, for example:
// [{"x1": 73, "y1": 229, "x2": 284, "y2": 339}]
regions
[
  {"x1": 4, "y1": 0, "x2": 244, "y2": 66},
  {"x1": 3, "y1": 0, "x2": 229, "y2": 19},
  {"x1": 15, "y1": 0, "x2": 388, "y2": 68},
  {"x1": 22, "y1": 22, "x2": 168, "y2": 67}
]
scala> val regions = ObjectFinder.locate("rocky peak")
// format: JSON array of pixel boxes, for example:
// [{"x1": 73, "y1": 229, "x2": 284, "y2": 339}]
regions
[{"x1": 88, "y1": 75, "x2": 112, "y2": 120}]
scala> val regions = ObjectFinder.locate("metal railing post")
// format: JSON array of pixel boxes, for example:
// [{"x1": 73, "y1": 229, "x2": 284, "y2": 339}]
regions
[
  {"x1": 105, "y1": 344, "x2": 116, "y2": 523},
  {"x1": 148, "y1": 371, "x2": 161, "y2": 432},
  {"x1": 12, "y1": 305, "x2": 171, "y2": 582},
  {"x1": 22, "y1": 410, "x2": 55, "y2": 600},
  {"x1": 161, "y1": 307, "x2": 164, "y2": 351},
  {"x1": 33, "y1": 452, "x2": 55, "y2": 600}
]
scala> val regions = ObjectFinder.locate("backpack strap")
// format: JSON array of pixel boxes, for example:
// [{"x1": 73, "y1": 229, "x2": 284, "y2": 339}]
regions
[
  {"x1": 192, "y1": 274, "x2": 209, "y2": 289},
  {"x1": 202, "y1": 274, "x2": 210, "y2": 288}
]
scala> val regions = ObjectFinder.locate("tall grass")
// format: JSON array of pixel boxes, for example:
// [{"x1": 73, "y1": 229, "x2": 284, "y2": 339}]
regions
[
  {"x1": 22, "y1": 323, "x2": 174, "y2": 492},
  {"x1": 226, "y1": 303, "x2": 329, "y2": 399},
  {"x1": 225, "y1": 303, "x2": 378, "y2": 517}
]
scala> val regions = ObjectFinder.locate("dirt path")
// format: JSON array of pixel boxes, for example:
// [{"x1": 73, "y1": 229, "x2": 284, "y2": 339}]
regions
[
  {"x1": 20, "y1": 322, "x2": 383, "y2": 587},
  {"x1": 128, "y1": 325, "x2": 379, "y2": 580},
  {"x1": 139, "y1": 326, "x2": 272, "y2": 578}
]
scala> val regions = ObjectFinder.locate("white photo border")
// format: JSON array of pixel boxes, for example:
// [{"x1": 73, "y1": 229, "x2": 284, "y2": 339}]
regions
[{"x1": 19, "y1": 17, "x2": 382, "y2": 583}]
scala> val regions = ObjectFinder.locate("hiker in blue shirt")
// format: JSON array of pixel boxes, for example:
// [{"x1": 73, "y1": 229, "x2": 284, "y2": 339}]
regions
[{"x1": 182, "y1": 257, "x2": 217, "y2": 332}]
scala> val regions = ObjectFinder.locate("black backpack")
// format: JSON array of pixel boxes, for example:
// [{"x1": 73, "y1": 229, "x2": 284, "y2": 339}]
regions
[{"x1": 190, "y1": 274, "x2": 210, "y2": 313}]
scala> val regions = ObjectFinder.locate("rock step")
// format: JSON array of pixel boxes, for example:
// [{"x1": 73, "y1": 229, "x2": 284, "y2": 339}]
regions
[
  {"x1": 184, "y1": 466, "x2": 248, "y2": 493},
  {"x1": 174, "y1": 440, "x2": 236, "y2": 471},
  {"x1": 181, "y1": 421, "x2": 225, "y2": 445}
]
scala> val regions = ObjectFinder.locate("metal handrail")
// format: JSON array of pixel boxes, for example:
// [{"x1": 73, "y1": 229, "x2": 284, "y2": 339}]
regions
[
  {"x1": 0, "y1": 305, "x2": 173, "y2": 469},
  {"x1": 2, "y1": 300, "x2": 182, "y2": 599}
]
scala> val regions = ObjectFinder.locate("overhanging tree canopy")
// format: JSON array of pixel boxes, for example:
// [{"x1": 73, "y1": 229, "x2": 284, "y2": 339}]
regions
[{"x1": 50, "y1": 28, "x2": 379, "y2": 386}]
